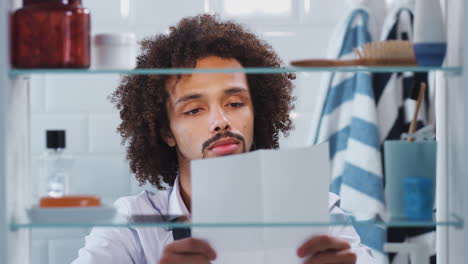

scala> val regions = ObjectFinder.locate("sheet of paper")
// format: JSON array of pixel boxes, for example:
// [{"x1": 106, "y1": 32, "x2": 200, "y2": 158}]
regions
[
  {"x1": 191, "y1": 143, "x2": 330, "y2": 264},
  {"x1": 192, "y1": 150, "x2": 264, "y2": 251}
]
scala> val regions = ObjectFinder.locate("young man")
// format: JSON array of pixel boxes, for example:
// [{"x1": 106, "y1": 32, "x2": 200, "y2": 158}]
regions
[{"x1": 73, "y1": 14, "x2": 374, "y2": 264}]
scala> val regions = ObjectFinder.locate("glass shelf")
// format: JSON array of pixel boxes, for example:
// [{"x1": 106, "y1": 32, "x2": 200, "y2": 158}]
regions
[
  {"x1": 10, "y1": 214, "x2": 463, "y2": 231},
  {"x1": 9, "y1": 66, "x2": 463, "y2": 76}
]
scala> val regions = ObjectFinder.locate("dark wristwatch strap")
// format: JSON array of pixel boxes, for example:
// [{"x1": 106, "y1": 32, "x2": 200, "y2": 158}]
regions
[{"x1": 171, "y1": 217, "x2": 192, "y2": 240}]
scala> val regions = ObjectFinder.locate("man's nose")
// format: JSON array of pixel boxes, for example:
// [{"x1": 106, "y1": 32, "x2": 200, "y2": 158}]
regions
[{"x1": 210, "y1": 107, "x2": 231, "y2": 133}]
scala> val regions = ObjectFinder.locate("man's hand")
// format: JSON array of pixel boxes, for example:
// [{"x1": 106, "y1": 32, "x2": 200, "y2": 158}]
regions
[
  {"x1": 159, "y1": 238, "x2": 217, "y2": 264},
  {"x1": 297, "y1": 235, "x2": 357, "y2": 264}
]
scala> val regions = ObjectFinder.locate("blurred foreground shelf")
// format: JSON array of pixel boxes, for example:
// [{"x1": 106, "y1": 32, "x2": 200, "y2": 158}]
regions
[
  {"x1": 11, "y1": 213, "x2": 463, "y2": 230},
  {"x1": 9, "y1": 66, "x2": 463, "y2": 76}
]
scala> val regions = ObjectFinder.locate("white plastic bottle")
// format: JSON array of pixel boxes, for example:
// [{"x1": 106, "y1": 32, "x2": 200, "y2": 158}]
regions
[{"x1": 413, "y1": 0, "x2": 447, "y2": 66}]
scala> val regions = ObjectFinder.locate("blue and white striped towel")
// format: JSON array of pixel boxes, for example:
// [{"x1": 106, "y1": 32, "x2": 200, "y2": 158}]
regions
[{"x1": 313, "y1": 8, "x2": 387, "y2": 262}]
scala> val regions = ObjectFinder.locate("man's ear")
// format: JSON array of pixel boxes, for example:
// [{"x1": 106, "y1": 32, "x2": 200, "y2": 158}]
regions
[{"x1": 161, "y1": 128, "x2": 176, "y2": 147}]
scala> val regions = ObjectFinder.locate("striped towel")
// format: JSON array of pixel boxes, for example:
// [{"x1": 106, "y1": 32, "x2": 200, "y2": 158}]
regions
[
  {"x1": 375, "y1": 5, "x2": 436, "y2": 264},
  {"x1": 314, "y1": 8, "x2": 387, "y2": 263}
]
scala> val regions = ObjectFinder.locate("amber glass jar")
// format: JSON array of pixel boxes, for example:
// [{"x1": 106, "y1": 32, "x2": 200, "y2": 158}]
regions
[{"x1": 12, "y1": 0, "x2": 91, "y2": 68}]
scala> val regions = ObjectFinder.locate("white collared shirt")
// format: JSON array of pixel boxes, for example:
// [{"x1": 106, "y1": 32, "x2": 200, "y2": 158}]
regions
[{"x1": 73, "y1": 177, "x2": 375, "y2": 264}]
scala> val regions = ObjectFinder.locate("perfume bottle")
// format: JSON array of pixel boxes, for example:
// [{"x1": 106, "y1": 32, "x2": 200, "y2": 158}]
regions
[{"x1": 39, "y1": 130, "x2": 73, "y2": 198}]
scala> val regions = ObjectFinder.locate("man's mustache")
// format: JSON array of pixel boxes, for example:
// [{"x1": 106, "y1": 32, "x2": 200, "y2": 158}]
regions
[{"x1": 201, "y1": 131, "x2": 246, "y2": 154}]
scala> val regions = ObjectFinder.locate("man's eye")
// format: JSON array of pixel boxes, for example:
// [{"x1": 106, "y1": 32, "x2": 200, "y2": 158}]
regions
[
  {"x1": 184, "y1": 108, "x2": 202, "y2": 115},
  {"x1": 228, "y1": 102, "x2": 244, "y2": 108}
]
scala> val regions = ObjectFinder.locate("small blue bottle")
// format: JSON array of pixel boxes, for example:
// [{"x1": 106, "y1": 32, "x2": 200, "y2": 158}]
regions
[{"x1": 403, "y1": 176, "x2": 434, "y2": 220}]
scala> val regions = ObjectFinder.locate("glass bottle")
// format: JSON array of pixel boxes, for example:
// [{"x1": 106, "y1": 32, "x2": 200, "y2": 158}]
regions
[
  {"x1": 38, "y1": 130, "x2": 73, "y2": 198},
  {"x1": 12, "y1": 0, "x2": 91, "y2": 68}
]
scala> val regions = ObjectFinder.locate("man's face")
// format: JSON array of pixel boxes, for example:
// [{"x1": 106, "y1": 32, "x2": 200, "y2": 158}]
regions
[{"x1": 164, "y1": 56, "x2": 255, "y2": 164}]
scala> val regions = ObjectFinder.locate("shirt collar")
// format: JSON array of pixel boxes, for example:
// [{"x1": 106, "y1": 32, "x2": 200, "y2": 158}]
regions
[{"x1": 168, "y1": 175, "x2": 191, "y2": 221}]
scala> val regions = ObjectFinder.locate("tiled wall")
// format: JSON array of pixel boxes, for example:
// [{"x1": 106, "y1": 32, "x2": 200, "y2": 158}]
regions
[{"x1": 29, "y1": 0, "x2": 349, "y2": 263}]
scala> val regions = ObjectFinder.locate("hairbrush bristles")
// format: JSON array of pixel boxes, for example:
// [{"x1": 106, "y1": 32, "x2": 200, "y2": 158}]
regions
[{"x1": 356, "y1": 40, "x2": 417, "y2": 66}]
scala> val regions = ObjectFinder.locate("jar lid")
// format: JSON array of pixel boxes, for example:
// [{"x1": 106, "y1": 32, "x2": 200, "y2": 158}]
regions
[
  {"x1": 94, "y1": 33, "x2": 136, "y2": 45},
  {"x1": 39, "y1": 195, "x2": 101, "y2": 207}
]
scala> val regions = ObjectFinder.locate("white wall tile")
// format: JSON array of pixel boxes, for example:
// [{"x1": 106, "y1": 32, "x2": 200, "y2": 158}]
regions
[
  {"x1": 134, "y1": 0, "x2": 205, "y2": 27},
  {"x1": 256, "y1": 25, "x2": 335, "y2": 63},
  {"x1": 45, "y1": 75, "x2": 121, "y2": 113},
  {"x1": 213, "y1": 0, "x2": 350, "y2": 26},
  {"x1": 30, "y1": 114, "x2": 88, "y2": 155},
  {"x1": 89, "y1": 114, "x2": 125, "y2": 154},
  {"x1": 279, "y1": 112, "x2": 316, "y2": 148},
  {"x1": 69, "y1": 156, "x2": 131, "y2": 201},
  {"x1": 30, "y1": 76, "x2": 47, "y2": 113},
  {"x1": 48, "y1": 239, "x2": 85, "y2": 264},
  {"x1": 299, "y1": 0, "x2": 351, "y2": 26},
  {"x1": 293, "y1": 72, "x2": 322, "y2": 113},
  {"x1": 83, "y1": 0, "x2": 135, "y2": 32},
  {"x1": 214, "y1": 0, "x2": 300, "y2": 26},
  {"x1": 133, "y1": 24, "x2": 171, "y2": 42}
]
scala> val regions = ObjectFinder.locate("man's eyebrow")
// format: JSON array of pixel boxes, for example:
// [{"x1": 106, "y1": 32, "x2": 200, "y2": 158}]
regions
[
  {"x1": 225, "y1": 87, "x2": 249, "y2": 95},
  {"x1": 174, "y1": 87, "x2": 248, "y2": 105},
  {"x1": 175, "y1": 94, "x2": 202, "y2": 105}
]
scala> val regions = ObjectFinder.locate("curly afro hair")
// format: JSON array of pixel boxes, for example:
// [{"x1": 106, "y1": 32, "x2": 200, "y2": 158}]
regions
[{"x1": 110, "y1": 14, "x2": 295, "y2": 190}]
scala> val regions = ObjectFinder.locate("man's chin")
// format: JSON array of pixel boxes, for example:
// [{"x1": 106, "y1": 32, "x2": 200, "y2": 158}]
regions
[{"x1": 203, "y1": 148, "x2": 244, "y2": 158}]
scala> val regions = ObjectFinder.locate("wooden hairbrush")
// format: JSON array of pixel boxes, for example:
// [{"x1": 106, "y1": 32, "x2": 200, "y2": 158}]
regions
[{"x1": 290, "y1": 40, "x2": 417, "y2": 67}]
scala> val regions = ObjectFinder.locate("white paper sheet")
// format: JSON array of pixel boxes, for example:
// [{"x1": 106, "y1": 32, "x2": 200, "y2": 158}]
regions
[{"x1": 191, "y1": 143, "x2": 330, "y2": 264}]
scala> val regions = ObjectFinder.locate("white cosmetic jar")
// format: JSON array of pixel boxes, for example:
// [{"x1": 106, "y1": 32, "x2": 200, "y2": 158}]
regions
[{"x1": 93, "y1": 33, "x2": 137, "y2": 69}]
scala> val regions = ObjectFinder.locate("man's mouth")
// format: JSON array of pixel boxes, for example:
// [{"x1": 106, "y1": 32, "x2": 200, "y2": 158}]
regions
[{"x1": 208, "y1": 138, "x2": 240, "y2": 155}]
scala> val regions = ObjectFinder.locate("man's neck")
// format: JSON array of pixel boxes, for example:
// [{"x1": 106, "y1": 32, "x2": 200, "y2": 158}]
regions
[{"x1": 178, "y1": 159, "x2": 192, "y2": 213}]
